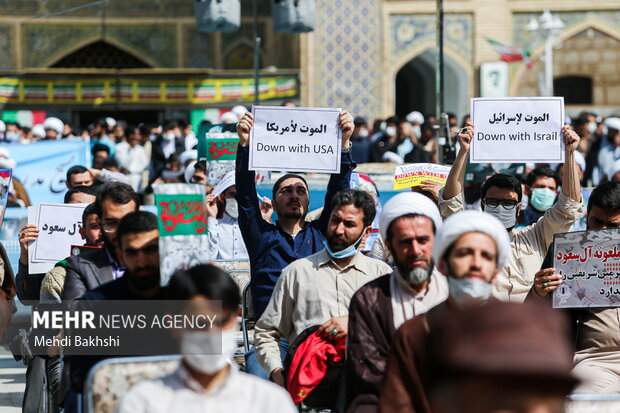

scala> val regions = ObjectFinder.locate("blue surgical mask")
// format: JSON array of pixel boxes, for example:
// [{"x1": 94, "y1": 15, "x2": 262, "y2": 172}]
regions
[
  {"x1": 529, "y1": 188, "x2": 556, "y2": 212},
  {"x1": 449, "y1": 277, "x2": 492, "y2": 305},
  {"x1": 323, "y1": 230, "x2": 366, "y2": 259}
]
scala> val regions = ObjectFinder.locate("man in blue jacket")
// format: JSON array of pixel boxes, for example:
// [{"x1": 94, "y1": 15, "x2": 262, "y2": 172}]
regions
[{"x1": 235, "y1": 110, "x2": 354, "y2": 376}]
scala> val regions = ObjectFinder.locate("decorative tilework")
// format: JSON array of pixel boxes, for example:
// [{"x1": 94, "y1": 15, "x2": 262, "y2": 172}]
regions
[
  {"x1": 310, "y1": 0, "x2": 383, "y2": 121},
  {"x1": 513, "y1": 10, "x2": 620, "y2": 52},
  {"x1": 390, "y1": 14, "x2": 474, "y2": 65}
]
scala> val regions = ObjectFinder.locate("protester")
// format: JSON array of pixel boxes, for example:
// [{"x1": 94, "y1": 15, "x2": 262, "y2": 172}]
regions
[
  {"x1": 596, "y1": 117, "x2": 620, "y2": 183},
  {"x1": 527, "y1": 181, "x2": 620, "y2": 393},
  {"x1": 115, "y1": 125, "x2": 149, "y2": 192},
  {"x1": 425, "y1": 302, "x2": 576, "y2": 413},
  {"x1": 441, "y1": 122, "x2": 583, "y2": 302},
  {"x1": 379, "y1": 210, "x2": 509, "y2": 413},
  {"x1": 43, "y1": 117, "x2": 64, "y2": 140},
  {"x1": 117, "y1": 264, "x2": 297, "y2": 413},
  {"x1": 234, "y1": 110, "x2": 355, "y2": 320},
  {"x1": 346, "y1": 192, "x2": 448, "y2": 412},
  {"x1": 351, "y1": 117, "x2": 371, "y2": 164},
  {"x1": 69, "y1": 211, "x2": 162, "y2": 401},
  {"x1": 39, "y1": 203, "x2": 103, "y2": 304},
  {"x1": 62, "y1": 182, "x2": 139, "y2": 300},
  {"x1": 65, "y1": 165, "x2": 94, "y2": 188},
  {"x1": 521, "y1": 166, "x2": 560, "y2": 226},
  {"x1": 205, "y1": 171, "x2": 248, "y2": 260},
  {"x1": 150, "y1": 121, "x2": 185, "y2": 182}
]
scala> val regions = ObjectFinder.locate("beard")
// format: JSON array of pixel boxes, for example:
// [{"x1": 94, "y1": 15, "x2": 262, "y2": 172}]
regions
[
  {"x1": 278, "y1": 210, "x2": 303, "y2": 220},
  {"x1": 395, "y1": 255, "x2": 434, "y2": 286},
  {"x1": 126, "y1": 267, "x2": 160, "y2": 292}
]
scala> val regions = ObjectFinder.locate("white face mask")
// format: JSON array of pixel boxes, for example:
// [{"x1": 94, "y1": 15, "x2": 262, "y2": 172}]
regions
[
  {"x1": 587, "y1": 121, "x2": 597, "y2": 135},
  {"x1": 358, "y1": 129, "x2": 369, "y2": 138},
  {"x1": 449, "y1": 277, "x2": 492, "y2": 305},
  {"x1": 224, "y1": 198, "x2": 238, "y2": 219},
  {"x1": 385, "y1": 126, "x2": 397, "y2": 137},
  {"x1": 484, "y1": 206, "x2": 517, "y2": 229},
  {"x1": 163, "y1": 132, "x2": 176, "y2": 141},
  {"x1": 413, "y1": 125, "x2": 421, "y2": 139},
  {"x1": 181, "y1": 328, "x2": 238, "y2": 375}
]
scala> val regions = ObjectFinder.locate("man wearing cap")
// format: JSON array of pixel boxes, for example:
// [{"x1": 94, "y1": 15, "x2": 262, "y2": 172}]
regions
[
  {"x1": 255, "y1": 190, "x2": 391, "y2": 388},
  {"x1": 379, "y1": 210, "x2": 511, "y2": 413},
  {"x1": 346, "y1": 192, "x2": 448, "y2": 412},
  {"x1": 440, "y1": 122, "x2": 583, "y2": 302},
  {"x1": 205, "y1": 170, "x2": 248, "y2": 260}
]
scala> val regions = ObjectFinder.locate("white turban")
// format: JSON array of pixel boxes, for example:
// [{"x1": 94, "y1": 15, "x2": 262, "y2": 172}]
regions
[
  {"x1": 231, "y1": 105, "x2": 248, "y2": 120},
  {"x1": 379, "y1": 192, "x2": 442, "y2": 240},
  {"x1": 184, "y1": 161, "x2": 197, "y2": 184},
  {"x1": 220, "y1": 112, "x2": 238, "y2": 124},
  {"x1": 179, "y1": 149, "x2": 198, "y2": 165},
  {"x1": 43, "y1": 117, "x2": 64, "y2": 135},
  {"x1": 0, "y1": 147, "x2": 16, "y2": 169},
  {"x1": 432, "y1": 210, "x2": 510, "y2": 268},
  {"x1": 32, "y1": 124, "x2": 46, "y2": 138},
  {"x1": 406, "y1": 111, "x2": 424, "y2": 124},
  {"x1": 604, "y1": 117, "x2": 620, "y2": 132}
]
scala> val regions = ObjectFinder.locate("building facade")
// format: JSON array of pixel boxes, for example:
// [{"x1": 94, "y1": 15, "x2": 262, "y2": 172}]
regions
[{"x1": 300, "y1": 0, "x2": 620, "y2": 121}]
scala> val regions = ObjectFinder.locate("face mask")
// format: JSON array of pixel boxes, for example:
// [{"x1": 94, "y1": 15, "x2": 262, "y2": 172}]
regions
[
  {"x1": 162, "y1": 169, "x2": 182, "y2": 180},
  {"x1": 521, "y1": 193, "x2": 529, "y2": 211},
  {"x1": 449, "y1": 277, "x2": 492, "y2": 305},
  {"x1": 181, "y1": 328, "x2": 238, "y2": 375},
  {"x1": 529, "y1": 188, "x2": 556, "y2": 212},
  {"x1": 412, "y1": 125, "x2": 421, "y2": 139},
  {"x1": 602, "y1": 125, "x2": 608, "y2": 136},
  {"x1": 358, "y1": 129, "x2": 369, "y2": 138},
  {"x1": 5, "y1": 131, "x2": 19, "y2": 142},
  {"x1": 484, "y1": 205, "x2": 517, "y2": 230},
  {"x1": 385, "y1": 126, "x2": 397, "y2": 137},
  {"x1": 323, "y1": 229, "x2": 366, "y2": 259},
  {"x1": 587, "y1": 121, "x2": 597, "y2": 134},
  {"x1": 163, "y1": 132, "x2": 176, "y2": 141},
  {"x1": 224, "y1": 198, "x2": 238, "y2": 219}
]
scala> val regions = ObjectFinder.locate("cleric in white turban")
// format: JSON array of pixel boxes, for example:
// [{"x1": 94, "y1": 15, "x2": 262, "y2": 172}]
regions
[{"x1": 433, "y1": 210, "x2": 510, "y2": 269}]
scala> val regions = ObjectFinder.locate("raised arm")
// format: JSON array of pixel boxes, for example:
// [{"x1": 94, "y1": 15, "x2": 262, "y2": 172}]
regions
[
  {"x1": 442, "y1": 122, "x2": 472, "y2": 200},
  {"x1": 316, "y1": 111, "x2": 356, "y2": 233},
  {"x1": 561, "y1": 125, "x2": 581, "y2": 202},
  {"x1": 235, "y1": 113, "x2": 270, "y2": 259}
]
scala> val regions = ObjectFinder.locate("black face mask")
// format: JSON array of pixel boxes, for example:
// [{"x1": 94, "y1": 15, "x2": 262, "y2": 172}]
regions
[{"x1": 464, "y1": 185, "x2": 482, "y2": 204}]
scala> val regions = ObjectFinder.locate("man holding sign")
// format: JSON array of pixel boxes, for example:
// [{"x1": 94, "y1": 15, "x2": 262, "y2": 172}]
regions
[
  {"x1": 236, "y1": 109, "x2": 354, "y2": 378},
  {"x1": 441, "y1": 114, "x2": 583, "y2": 303},
  {"x1": 527, "y1": 181, "x2": 620, "y2": 393}
]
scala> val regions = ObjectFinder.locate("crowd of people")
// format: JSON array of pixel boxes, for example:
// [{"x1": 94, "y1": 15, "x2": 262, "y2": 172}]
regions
[{"x1": 0, "y1": 103, "x2": 619, "y2": 413}]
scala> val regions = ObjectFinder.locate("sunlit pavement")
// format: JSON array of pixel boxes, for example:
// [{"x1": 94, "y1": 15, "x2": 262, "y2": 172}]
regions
[{"x1": 0, "y1": 349, "x2": 25, "y2": 412}]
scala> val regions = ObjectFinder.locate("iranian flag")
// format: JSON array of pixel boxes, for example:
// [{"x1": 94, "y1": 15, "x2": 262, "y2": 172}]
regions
[{"x1": 486, "y1": 38, "x2": 531, "y2": 65}]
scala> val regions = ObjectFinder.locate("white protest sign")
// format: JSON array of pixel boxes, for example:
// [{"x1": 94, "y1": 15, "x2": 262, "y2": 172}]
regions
[
  {"x1": 29, "y1": 203, "x2": 88, "y2": 273},
  {"x1": 249, "y1": 106, "x2": 342, "y2": 173},
  {"x1": 212, "y1": 170, "x2": 235, "y2": 196},
  {"x1": 553, "y1": 228, "x2": 620, "y2": 308},
  {"x1": 470, "y1": 97, "x2": 565, "y2": 163}
]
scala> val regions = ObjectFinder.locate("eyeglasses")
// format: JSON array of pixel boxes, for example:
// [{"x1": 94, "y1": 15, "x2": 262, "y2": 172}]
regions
[{"x1": 482, "y1": 198, "x2": 519, "y2": 210}]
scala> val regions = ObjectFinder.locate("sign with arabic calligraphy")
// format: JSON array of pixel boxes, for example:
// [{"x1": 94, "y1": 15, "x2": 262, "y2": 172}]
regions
[
  {"x1": 206, "y1": 138, "x2": 239, "y2": 161},
  {"x1": 155, "y1": 193, "x2": 207, "y2": 237},
  {"x1": 393, "y1": 163, "x2": 451, "y2": 190},
  {"x1": 553, "y1": 228, "x2": 620, "y2": 308},
  {"x1": 153, "y1": 184, "x2": 210, "y2": 285},
  {"x1": 470, "y1": 97, "x2": 565, "y2": 164},
  {"x1": 30, "y1": 203, "x2": 88, "y2": 268},
  {"x1": 249, "y1": 106, "x2": 342, "y2": 173}
]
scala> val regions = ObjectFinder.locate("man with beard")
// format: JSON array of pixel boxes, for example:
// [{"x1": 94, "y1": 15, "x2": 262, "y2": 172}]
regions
[
  {"x1": 346, "y1": 192, "x2": 448, "y2": 412},
  {"x1": 254, "y1": 190, "x2": 391, "y2": 388},
  {"x1": 527, "y1": 181, "x2": 620, "y2": 394},
  {"x1": 379, "y1": 210, "x2": 510, "y2": 413},
  {"x1": 63, "y1": 182, "x2": 139, "y2": 300},
  {"x1": 68, "y1": 211, "x2": 162, "y2": 407}
]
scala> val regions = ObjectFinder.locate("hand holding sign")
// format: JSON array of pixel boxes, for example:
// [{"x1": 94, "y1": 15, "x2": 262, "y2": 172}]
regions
[
  {"x1": 533, "y1": 267, "x2": 563, "y2": 298},
  {"x1": 236, "y1": 112, "x2": 253, "y2": 147},
  {"x1": 457, "y1": 121, "x2": 473, "y2": 153},
  {"x1": 562, "y1": 125, "x2": 579, "y2": 154}
]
